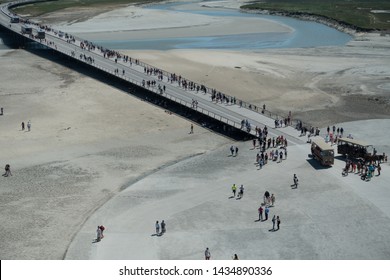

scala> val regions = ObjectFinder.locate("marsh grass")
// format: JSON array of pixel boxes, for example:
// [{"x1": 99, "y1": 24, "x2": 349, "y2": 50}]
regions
[{"x1": 242, "y1": 0, "x2": 390, "y2": 30}]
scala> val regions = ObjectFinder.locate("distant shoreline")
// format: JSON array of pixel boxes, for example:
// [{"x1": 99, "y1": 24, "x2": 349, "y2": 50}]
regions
[{"x1": 240, "y1": 8, "x2": 375, "y2": 36}]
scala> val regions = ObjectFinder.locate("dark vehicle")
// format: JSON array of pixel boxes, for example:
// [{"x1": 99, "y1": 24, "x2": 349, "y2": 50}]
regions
[
  {"x1": 337, "y1": 137, "x2": 377, "y2": 161},
  {"x1": 36, "y1": 29, "x2": 45, "y2": 39},
  {"x1": 337, "y1": 137, "x2": 386, "y2": 163},
  {"x1": 311, "y1": 138, "x2": 334, "y2": 166},
  {"x1": 337, "y1": 137, "x2": 369, "y2": 158},
  {"x1": 21, "y1": 25, "x2": 32, "y2": 34},
  {"x1": 10, "y1": 16, "x2": 19, "y2": 23}
]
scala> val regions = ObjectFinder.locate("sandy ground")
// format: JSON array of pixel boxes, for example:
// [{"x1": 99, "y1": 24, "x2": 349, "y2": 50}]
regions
[
  {"x1": 120, "y1": 45, "x2": 390, "y2": 128},
  {"x1": 1, "y1": 0, "x2": 390, "y2": 259},
  {"x1": 66, "y1": 121, "x2": 390, "y2": 260},
  {"x1": 0, "y1": 49, "x2": 229, "y2": 259}
]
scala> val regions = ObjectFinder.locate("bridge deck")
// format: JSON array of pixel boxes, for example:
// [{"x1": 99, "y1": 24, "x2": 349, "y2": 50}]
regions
[{"x1": 0, "y1": 0, "x2": 306, "y2": 145}]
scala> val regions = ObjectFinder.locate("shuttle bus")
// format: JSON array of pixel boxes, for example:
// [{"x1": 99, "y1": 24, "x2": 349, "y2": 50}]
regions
[
  {"x1": 37, "y1": 29, "x2": 45, "y2": 39},
  {"x1": 21, "y1": 25, "x2": 32, "y2": 34},
  {"x1": 311, "y1": 138, "x2": 334, "y2": 166},
  {"x1": 10, "y1": 16, "x2": 19, "y2": 23}
]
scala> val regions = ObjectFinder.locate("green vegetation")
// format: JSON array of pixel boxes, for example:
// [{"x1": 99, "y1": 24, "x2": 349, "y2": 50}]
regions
[
  {"x1": 242, "y1": 0, "x2": 390, "y2": 30},
  {"x1": 10, "y1": 0, "x2": 162, "y2": 17}
]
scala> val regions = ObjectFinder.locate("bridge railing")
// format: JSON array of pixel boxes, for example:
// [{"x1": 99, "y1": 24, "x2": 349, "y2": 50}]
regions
[
  {"x1": 17, "y1": 30, "x2": 295, "y2": 136},
  {"x1": 2, "y1": 0, "x2": 311, "y2": 134},
  {"x1": 20, "y1": 19, "x2": 302, "y2": 131},
  {"x1": 61, "y1": 49, "x2": 246, "y2": 133}
]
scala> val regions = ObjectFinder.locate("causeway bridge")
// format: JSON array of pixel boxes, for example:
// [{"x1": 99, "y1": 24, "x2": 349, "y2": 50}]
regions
[{"x1": 0, "y1": 0, "x2": 306, "y2": 145}]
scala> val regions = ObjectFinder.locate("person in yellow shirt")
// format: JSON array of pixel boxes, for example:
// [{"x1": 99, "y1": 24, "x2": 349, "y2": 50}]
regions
[{"x1": 231, "y1": 184, "x2": 237, "y2": 197}]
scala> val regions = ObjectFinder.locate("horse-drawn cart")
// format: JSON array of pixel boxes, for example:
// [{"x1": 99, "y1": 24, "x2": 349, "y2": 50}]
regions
[{"x1": 337, "y1": 137, "x2": 384, "y2": 163}]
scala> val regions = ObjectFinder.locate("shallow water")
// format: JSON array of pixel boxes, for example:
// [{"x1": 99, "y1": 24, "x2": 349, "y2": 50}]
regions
[
  {"x1": 92, "y1": 0, "x2": 352, "y2": 50},
  {"x1": 95, "y1": 32, "x2": 292, "y2": 50},
  {"x1": 0, "y1": 0, "x2": 353, "y2": 51}
]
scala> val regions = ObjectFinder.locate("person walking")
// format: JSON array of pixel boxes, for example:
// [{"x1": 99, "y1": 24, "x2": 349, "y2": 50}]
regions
[
  {"x1": 232, "y1": 184, "x2": 237, "y2": 197},
  {"x1": 205, "y1": 248, "x2": 211, "y2": 260},
  {"x1": 235, "y1": 146, "x2": 239, "y2": 156},
  {"x1": 272, "y1": 215, "x2": 276, "y2": 230},
  {"x1": 155, "y1": 221, "x2": 160, "y2": 235},
  {"x1": 230, "y1": 146, "x2": 234, "y2": 156},
  {"x1": 267, "y1": 196, "x2": 271, "y2": 206},
  {"x1": 258, "y1": 158, "x2": 263, "y2": 169},
  {"x1": 21, "y1": 122, "x2": 25, "y2": 131},
  {"x1": 27, "y1": 120, "x2": 31, "y2": 131},
  {"x1": 7, "y1": 164, "x2": 12, "y2": 176},
  {"x1": 271, "y1": 194, "x2": 275, "y2": 206},
  {"x1": 293, "y1": 174, "x2": 298, "y2": 188},
  {"x1": 161, "y1": 220, "x2": 166, "y2": 235},
  {"x1": 264, "y1": 191, "x2": 270, "y2": 205},
  {"x1": 277, "y1": 216, "x2": 281, "y2": 230},
  {"x1": 264, "y1": 206, "x2": 269, "y2": 221},
  {"x1": 190, "y1": 124, "x2": 194, "y2": 134},
  {"x1": 99, "y1": 225, "x2": 105, "y2": 238},
  {"x1": 238, "y1": 184, "x2": 244, "y2": 199},
  {"x1": 258, "y1": 206, "x2": 263, "y2": 221},
  {"x1": 2, "y1": 164, "x2": 12, "y2": 177},
  {"x1": 96, "y1": 226, "x2": 102, "y2": 242}
]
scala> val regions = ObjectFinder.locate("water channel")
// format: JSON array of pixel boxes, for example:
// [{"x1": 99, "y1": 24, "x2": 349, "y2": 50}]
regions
[
  {"x1": 0, "y1": 0, "x2": 353, "y2": 50},
  {"x1": 92, "y1": 0, "x2": 352, "y2": 50}
]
